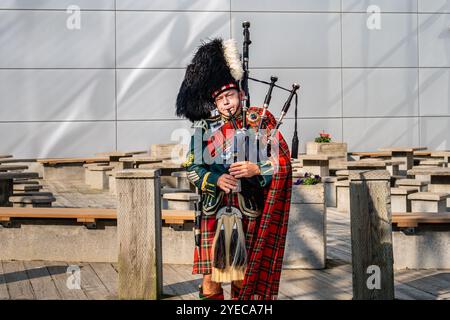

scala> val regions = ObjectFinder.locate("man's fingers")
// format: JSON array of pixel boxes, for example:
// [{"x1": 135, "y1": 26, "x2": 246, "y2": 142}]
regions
[
  {"x1": 225, "y1": 181, "x2": 238, "y2": 188},
  {"x1": 223, "y1": 175, "x2": 238, "y2": 183},
  {"x1": 230, "y1": 170, "x2": 248, "y2": 178},
  {"x1": 230, "y1": 161, "x2": 246, "y2": 168},
  {"x1": 234, "y1": 172, "x2": 248, "y2": 178},
  {"x1": 223, "y1": 182, "x2": 237, "y2": 192},
  {"x1": 222, "y1": 186, "x2": 230, "y2": 193},
  {"x1": 230, "y1": 163, "x2": 245, "y2": 170}
]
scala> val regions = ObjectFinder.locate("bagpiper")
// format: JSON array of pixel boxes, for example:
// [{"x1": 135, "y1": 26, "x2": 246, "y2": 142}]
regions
[{"x1": 176, "y1": 38, "x2": 292, "y2": 300}]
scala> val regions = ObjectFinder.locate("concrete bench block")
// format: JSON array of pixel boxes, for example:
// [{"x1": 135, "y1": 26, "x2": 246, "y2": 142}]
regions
[
  {"x1": 396, "y1": 179, "x2": 428, "y2": 192},
  {"x1": 107, "y1": 171, "x2": 116, "y2": 195},
  {"x1": 301, "y1": 158, "x2": 330, "y2": 177},
  {"x1": 149, "y1": 143, "x2": 188, "y2": 162},
  {"x1": 428, "y1": 183, "x2": 450, "y2": 208},
  {"x1": 161, "y1": 187, "x2": 192, "y2": 195},
  {"x1": 170, "y1": 171, "x2": 194, "y2": 190},
  {"x1": 0, "y1": 220, "x2": 194, "y2": 264},
  {"x1": 85, "y1": 165, "x2": 113, "y2": 190},
  {"x1": 43, "y1": 164, "x2": 85, "y2": 181},
  {"x1": 285, "y1": 183, "x2": 326, "y2": 269},
  {"x1": 323, "y1": 176, "x2": 346, "y2": 208},
  {"x1": 162, "y1": 192, "x2": 200, "y2": 210},
  {"x1": 9, "y1": 195, "x2": 56, "y2": 208},
  {"x1": 393, "y1": 225, "x2": 450, "y2": 269},
  {"x1": 386, "y1": 163, "x2": 400, "y2": 176},
  {"x1": 391, "y1": 187, "x2": 417, "y2": 212},
  {"x1": 408, "y1": 192, "x2": 448, "y2": 213},
  {"x1": 335, "y1": 170, "x2": 349, "y2": 177},
  {"x1": 160, "y1": 176, "x2": 178, "y2": 188},
  {"x1": 336, "y1": 180, "x2": 350, "y2": 213},
  {"x1": 162, "y1": 223, "x2": 196, "y2": 264}
]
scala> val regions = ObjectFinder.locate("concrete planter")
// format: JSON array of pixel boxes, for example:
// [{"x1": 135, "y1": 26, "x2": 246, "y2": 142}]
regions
[
  {"x1": 285, "y1": 183, "x2": 326, "y2": 269},
  {"x1": 306, "y1": 142, "x2": 347, "y2": 158}
]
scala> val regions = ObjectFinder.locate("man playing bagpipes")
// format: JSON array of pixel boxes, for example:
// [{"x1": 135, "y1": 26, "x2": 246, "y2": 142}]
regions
[{"x1": 176, "y1": 37, "x2": 293, "y2": 300}]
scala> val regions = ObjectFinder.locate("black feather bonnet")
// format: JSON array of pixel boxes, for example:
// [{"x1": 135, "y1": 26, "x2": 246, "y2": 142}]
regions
[{"x1": 176, "y1": 38, "x2": 244, "y2": 122}]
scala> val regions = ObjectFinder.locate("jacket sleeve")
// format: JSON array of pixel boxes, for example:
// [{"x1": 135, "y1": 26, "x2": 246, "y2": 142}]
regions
[{"x1": 182, "y1": 123, "x2": 221, "y2": 197}]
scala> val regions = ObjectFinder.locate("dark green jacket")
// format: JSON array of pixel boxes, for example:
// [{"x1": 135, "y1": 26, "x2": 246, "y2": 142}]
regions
[{"x1": 183, "y1": 116, "x2": 274, "y2": 215}]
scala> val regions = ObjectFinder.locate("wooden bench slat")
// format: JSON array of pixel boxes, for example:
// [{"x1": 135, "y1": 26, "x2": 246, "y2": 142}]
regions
[
  {"x1": 0, "y1": 207, "x2": 116, "y2": 219},
  {"x1": 37, "y1": 157, "x2": 110, "y2": 165},
  {"x1": 392, "y1": 212, "x2": 450, "y2": 226},
  {"x1": 0, "y1": 207, "x2": 195, "y2": 222}
]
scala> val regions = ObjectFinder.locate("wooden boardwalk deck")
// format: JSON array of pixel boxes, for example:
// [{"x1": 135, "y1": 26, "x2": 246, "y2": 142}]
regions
[{"x1": 1, "y1": 179, "x2": 449, "y2": 300}]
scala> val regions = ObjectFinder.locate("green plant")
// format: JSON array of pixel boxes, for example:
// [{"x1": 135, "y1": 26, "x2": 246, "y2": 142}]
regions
[
  {"x1": 294, "y1": 173, "x2": 321, "y2": 185},
  {"x1": 314, "y1": 130, "x2": 331, "y2": 143}
]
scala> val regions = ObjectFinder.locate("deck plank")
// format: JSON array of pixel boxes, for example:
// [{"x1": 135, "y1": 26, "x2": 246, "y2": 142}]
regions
[
  {"x1": 23, "y1": 261, "x2": 60, "y2": 300},
  {"x1": 78, "y1": 263, "x2": 111, "y2": 300},
  {"x1": 163, "y1": 264, "x2": 200, "y2": 300},
  {"x1": 0, "y1": 261, "x2": 10, "y2": 300},
  {"x1": 2, "y1": 261, "x2": 35, "y2": 300},
  {"x1": 89, "y1": 263, "x2": 118, "y2": 299},
  {"x1": 45, "y1": 261, "x2": 88, "y2": 300}
]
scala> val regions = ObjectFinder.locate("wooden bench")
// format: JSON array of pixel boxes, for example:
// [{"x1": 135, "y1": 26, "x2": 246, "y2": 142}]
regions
[
  {"x1": 118, "y1": 156, "x2": 162, "y2": 170},
  {"x1": 9, "y1": 195, "x2": 56, "y2": 208},
  {"x1": 392, "y1": 212, "x2": 450, "y2": 228},
  {"x1": 13, "y1": 180, "x2": 41, "y2": 185},
  {"x1": 38, "y1": 157, "x2": 111, "y2": 181},
  {"x1": 0, "y1": 164, "x2": 29, "y2": 172},
  {"x1": 37, "y1": 157, "x2": 110, "y2": 165},
  {"x1": 414, "y1": 151, "x2": 433, "y2": 157},
  {"x1": 13, "y1": 184, "x2": 43, "y2": 192},
  {"x1": 348, "y1": 151, "x2": 391, "y2": 160},
  {"x1": 0, "y1": 207, "x2": 194, "y2": 228},
  {"x1": 417, "y1": 159, "x2": 446, "y2": 167},
  {"x1": 0, "y1": 158, "x2": 36, "y2": 164}
]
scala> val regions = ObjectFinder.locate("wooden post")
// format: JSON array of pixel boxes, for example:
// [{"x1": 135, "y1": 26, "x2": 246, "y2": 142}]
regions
[
  {"x1": 349, "y1": 170, "x2": 395, "y2": 300},
  {"x1": 116, "y1": 169, "x2": 163, "y2": 300}
]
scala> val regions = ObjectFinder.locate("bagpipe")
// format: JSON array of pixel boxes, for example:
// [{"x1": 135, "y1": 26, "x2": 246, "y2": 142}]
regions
[
  {"x1": 194, "y1": 22, "x2": 302, "y2": 283},
  {"x1": 230, "y1": 21, "x2": 300, "y2": 160}
]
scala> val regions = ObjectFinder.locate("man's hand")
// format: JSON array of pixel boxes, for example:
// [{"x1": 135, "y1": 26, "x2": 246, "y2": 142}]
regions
[
  {"x1": 217, "y1": 174, "x2": 239, "y2": 194},
  {"x1": 229, "y1": 161, "x2": 260, "y2": 179}
]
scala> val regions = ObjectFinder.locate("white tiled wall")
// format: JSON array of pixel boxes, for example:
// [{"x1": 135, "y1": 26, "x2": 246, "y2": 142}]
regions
[{"x1": 1, "y1": 0, "x2": 449, "y2": 158}]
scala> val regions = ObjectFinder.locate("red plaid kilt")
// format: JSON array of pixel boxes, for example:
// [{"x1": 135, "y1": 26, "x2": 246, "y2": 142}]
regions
[{"x1": 192, "y1": 193, "x2": 260, "y2": 274}]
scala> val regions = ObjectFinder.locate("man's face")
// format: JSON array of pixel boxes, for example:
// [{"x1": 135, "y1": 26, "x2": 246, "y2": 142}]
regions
[{"x1": 214, "y1": 89, "x2": 242, "y2": 118}]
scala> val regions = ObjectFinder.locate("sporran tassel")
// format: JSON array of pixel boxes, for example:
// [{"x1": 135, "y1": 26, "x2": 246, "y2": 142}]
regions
[
  {"x1": 212, "y1": 217, "x2": 226, "y2": 269},
  {"x1": 231, "y1": 215, "x2": 247, "y2": 267}
]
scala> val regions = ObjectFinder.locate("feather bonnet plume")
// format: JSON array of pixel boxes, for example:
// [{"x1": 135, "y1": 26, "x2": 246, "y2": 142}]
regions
[{"x1": 176, "y1": 38, "x2": 243, "y2": 122}]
